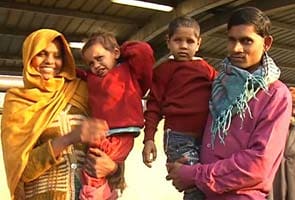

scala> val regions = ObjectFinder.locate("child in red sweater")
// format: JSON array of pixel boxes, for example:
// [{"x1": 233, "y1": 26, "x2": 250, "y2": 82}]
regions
[
  {"x1": 77, "y1": 31, "x2": 155, "y2": 200},
  {"x1": 142, "y1": 16, "x2": 217, "y2": 200}
]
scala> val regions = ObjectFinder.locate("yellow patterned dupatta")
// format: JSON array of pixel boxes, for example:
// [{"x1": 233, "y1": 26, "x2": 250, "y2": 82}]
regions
[{"x1": 1, "y1": 29, "x2": 88, "y2": 198}]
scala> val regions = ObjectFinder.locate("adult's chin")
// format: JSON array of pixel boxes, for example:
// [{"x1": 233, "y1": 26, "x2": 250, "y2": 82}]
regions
[
  {"x1": 41, "y1": 74, "x2": 54, "y2": 80},
  {"x1": 230, "y1": 59, "x2": 248, "y2": 69}
]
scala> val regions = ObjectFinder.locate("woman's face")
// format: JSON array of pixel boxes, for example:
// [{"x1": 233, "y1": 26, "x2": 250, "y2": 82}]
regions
[{"x1": 31, "y1": 39, "x2": 63, "y2": 80}]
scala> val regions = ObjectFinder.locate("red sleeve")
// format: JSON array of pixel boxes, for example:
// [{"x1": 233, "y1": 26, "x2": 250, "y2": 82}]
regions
[
  {"x1": 209, "y1": 64, "x2": 218, "y2": 80},
  {"x1": 201, "y1": 60, "x2": 218, "y2": 81},
  {"x1": 143, "y1": 62, "x2": 170, "y2": 142},
  {"x1": 76, "y1": 68, "x2": 88, "y2": 81},
  {"x1": 120, "y1": 41, "x2": 155, "y2": 96}
]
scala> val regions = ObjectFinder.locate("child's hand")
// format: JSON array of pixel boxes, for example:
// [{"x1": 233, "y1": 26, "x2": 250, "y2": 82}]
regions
[
  {"x1": 142, "y1": 140, "x2": 157, "y2": 168},
  {"x1": 79, "y1": 118, "x2": 108, "y2": 145}
]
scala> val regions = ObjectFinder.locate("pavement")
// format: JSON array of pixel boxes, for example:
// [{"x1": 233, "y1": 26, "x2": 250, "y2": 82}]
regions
[{"x1": 118, "y1": 120, "x2": 182, "y2": 200}]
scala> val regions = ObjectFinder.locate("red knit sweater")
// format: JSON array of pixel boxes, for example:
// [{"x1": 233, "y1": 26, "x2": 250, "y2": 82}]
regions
[
  {"x1": 144, "y1": 58, "x2": 217, "y2": 142},
  {"x1": 78, "y1": 41, "x2": 155, "y2": 129}
]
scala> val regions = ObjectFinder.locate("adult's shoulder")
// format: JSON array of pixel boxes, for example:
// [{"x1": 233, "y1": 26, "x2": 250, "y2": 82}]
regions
[
  {"x1": 262, "y1": 80, "x2": 291, "y2": 105},
  {"x1": 268, "y1": 80, "x2": 289, "y2": 94},
  {"x1": 3, "y1": 87, "x2": 25, "y2": 104},
  {"x1": 75, "y1": 78, "x2": 88, "y2": 90}
]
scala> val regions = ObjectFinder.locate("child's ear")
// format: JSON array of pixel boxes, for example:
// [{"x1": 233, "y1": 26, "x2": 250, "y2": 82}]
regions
[
  {"x1": 166, "y1": 34, "x2": 170, "y2": 49},
  {"x1": 197, "y1": 37, "x2": 202, "y2": 46},
  {"x1": 194, "y1": 37, "x2": 202, "y2": 52},
  {"x1": 114, "y1": 47, "x2": 120, "y2": 59},
  {"x1": 264, "y1": 36, "x2": 273, "y2": 51}
]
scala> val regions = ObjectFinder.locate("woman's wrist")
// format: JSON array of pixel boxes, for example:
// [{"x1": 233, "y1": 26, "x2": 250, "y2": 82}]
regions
[
  {"x1": 51, "y1": 134, "x2": 75, "y2": 157},
  {"x1": 67, "y1": 128, "x2": 81, "y2": 144}
]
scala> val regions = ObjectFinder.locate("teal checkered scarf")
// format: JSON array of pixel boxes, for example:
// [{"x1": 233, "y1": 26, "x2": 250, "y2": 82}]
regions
[{"x1": 210, "y1": 53, "x2": 280, "y2": 146}]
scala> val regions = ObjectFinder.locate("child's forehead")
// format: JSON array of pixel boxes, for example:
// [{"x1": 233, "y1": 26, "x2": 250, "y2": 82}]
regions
[
  {"x1": 86, "y1": 42, "x2": 109, "y2": 52},
  {"x1": 82, "y1": 43, "x2": 111, "y2": 59},
  {"x1": 173, "y1": 26, "x2": 199, "y2": 37}
]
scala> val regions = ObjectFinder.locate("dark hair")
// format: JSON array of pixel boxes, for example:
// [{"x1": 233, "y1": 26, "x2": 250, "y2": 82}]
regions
[
  {"x1": 53, "y1": 37, "x2": 64, "y2": 54},
  {"x1": 167, "y1": 16, "x2": 200, "y2": 38},
  {"x1": 227, "y1": 7, "x2": 271, "y2": 37},
  {"x1": 81, "y1": 30, "x2": 119, "y2": 56},
  {"x1": 52, "y1": 36, "x2": 65, "y2": 62}
]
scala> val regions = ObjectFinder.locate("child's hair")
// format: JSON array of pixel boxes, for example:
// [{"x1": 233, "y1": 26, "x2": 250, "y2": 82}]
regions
[
  {"x1": 227, "y1": 7, "x2": 271, "y2": 37},
  {"x1": 81, "y1": 30, "x2": 120, "y2": 55},
  {"x1": 167, "y1": 16, "x2": 200, "y2": 38},
  {"x1": 108, "y1": 162, "x2": 126, "y2": 194}
]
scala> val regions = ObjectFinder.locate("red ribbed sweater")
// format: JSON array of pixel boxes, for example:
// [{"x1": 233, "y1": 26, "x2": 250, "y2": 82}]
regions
[
  {"x1": 78, "y1": 41, "x2": 155, "y2": 129},
  {"x1": 144, "y1": 58, "x2": 217, "y2": 142}
]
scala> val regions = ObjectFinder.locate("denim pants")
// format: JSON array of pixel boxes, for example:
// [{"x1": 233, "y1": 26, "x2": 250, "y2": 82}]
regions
[{"x1": 164, "y1": 129, "x2": 204, "y2": 200}]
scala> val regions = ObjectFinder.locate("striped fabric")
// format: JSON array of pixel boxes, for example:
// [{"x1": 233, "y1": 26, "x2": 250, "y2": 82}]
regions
[
  {"x1": 209, "y1": 53, "x2": 280, "y2": 146},
  {"x1": 24, "y1": 104, "x2": 86, "y2": 200}
]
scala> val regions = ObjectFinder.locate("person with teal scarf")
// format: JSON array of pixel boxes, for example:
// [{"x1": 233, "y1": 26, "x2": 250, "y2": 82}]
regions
[{"x1": 166, "y1": 7, "x2": 292, "y2": 200}]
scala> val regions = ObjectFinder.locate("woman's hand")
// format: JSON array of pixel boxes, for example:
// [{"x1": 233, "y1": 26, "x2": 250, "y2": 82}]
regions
[
  {"x1": 51, "y1": 118, "x2": 108, "y2": 157},
  {"x1": 83, "y1": 147, "x2": 118, "y2": 178},
  {"x1": 80, "y1": 118, "x2": 108, "y2": 144}
]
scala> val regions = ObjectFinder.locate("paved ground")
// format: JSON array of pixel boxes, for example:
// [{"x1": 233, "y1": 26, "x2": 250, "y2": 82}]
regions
[{"x1": 119, "y1": 120, "x2": 182, "y2": 200}]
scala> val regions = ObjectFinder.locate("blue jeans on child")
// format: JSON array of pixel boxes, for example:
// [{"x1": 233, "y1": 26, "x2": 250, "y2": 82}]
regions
[{"x1": 164, "y1": 129, "x2": 204, "y2": 200}]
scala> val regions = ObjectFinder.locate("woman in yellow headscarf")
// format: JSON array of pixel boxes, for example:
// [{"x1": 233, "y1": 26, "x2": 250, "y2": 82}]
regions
[{"x1": 1, "y1": 29, "x2": 117, "y2": 200}]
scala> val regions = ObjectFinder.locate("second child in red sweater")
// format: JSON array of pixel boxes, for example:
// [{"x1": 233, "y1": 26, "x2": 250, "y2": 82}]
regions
[
  {"x1": 77, "y1": 31, "x2": 155, "y2": 200},
  {"x1": 142, "y1": 16, "x2": 217, "y2": 200}
]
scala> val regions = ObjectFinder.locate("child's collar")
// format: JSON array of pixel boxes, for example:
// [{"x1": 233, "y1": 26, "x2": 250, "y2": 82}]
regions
[{"x1": 168, "y1": 55, "x2": 203, "y2": 60}]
